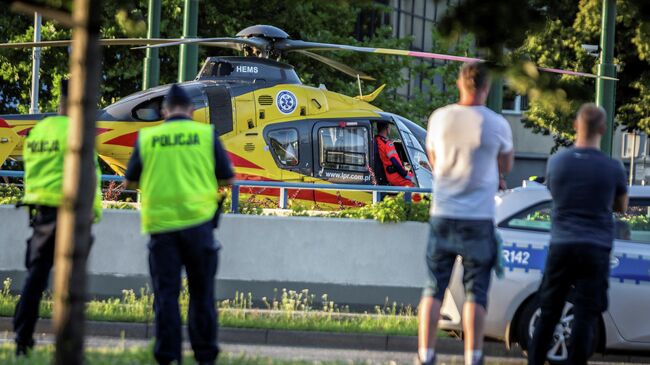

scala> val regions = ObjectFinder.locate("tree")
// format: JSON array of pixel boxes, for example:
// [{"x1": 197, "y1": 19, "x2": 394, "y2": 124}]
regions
[
  {"x1": 507, "y1": 0, "x2": 649, "y2": 147},
  {"x1": 51, "y1": 0, "x2": 103, "y2": 362},
  {"x1": 436, "y1": 0, "x2": 650, "y2": 148}
]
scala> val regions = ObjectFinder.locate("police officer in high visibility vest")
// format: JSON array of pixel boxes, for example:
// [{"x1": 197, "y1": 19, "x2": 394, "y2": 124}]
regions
[
  {"x1": 375, "y1": 122, "x2": 415, "y2": 187},
  {"x1": 125, "y1": 84, "x2": 234, "y2": 365},
  {"x1": 14, "y1": 80, "x2": 103, "y2": 356}
]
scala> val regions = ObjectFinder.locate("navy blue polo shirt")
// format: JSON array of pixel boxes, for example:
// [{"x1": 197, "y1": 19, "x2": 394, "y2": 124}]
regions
[
  {"x1": 125, "y1": 116, "x2": 234, "y2": 183},
  {"x1": 546, "y1": 147, "x2": 627, "y2": 249}
]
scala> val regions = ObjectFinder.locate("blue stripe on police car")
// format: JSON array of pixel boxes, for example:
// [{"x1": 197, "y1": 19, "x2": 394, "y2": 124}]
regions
[{"x1": 502, "y1": 243, "x2": 650, "y2": 283}]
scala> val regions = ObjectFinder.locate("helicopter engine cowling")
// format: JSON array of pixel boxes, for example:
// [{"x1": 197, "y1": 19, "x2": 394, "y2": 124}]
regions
[{"x1": 196, "y1": 56, "x2": 301, "y2": 85}]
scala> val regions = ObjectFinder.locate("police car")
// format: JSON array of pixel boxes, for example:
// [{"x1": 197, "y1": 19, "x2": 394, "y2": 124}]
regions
[{"x1": 439, "y1": 182, "x2": 650, "y2": 363}]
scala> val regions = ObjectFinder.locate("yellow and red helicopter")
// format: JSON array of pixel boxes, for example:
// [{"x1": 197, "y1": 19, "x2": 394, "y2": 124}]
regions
[{"x1": 0, "y1": 25, "x2": 608, "y2": 207}]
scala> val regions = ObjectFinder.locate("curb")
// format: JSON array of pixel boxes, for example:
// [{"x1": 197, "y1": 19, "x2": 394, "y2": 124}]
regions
[{"x1": 1, "y1": 317, "x2": 648, "y2": 363}]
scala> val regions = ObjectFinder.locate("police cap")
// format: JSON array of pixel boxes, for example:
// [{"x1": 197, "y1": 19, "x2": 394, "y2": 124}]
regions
[{"x1": 163, "y1": 84, "x2": 192, "y2": 108}]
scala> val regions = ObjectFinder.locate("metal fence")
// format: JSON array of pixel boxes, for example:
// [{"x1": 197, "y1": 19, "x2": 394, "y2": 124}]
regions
[
  {"x1": 1, "y1": 170, "x2": 431, "y2": 213},
  {"x1": 230, "y1": 180, "x2": 430, "y2": 213}
]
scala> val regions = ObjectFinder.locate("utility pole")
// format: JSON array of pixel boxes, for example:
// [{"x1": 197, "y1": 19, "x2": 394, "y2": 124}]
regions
[
  {"x1": 596, "y1": 0, "x2": 617, "y2": 156},
  {"x1": 53, "y1": 0, "x2": 103, "y2": 363},
  {"x1": 29, "y1": 12, "x2": 41, "y2": 114},
  {"x1": 178, "y1": 0, "x2": 198, "y2": 82},
  {"x1": 143, "y1": 0, "x2": 161, "y2": 90}
]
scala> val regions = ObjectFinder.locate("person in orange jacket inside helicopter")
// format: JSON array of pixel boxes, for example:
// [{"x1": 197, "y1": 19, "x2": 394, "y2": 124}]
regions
[{"x1": 375, "y1": 121, "x2": 415, "y2": 187}]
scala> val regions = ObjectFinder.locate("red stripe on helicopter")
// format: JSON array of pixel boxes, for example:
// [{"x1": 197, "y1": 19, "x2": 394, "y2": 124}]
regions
[
  {"x1": 234, "y1": 173, "x2": 363, "y2": 207},
  {"x1": 104, "y1": 132, "x2": 139, "y2": 147},
  {"x1": 0, "y1": 119, "x2": 9, "y2": 128},
  {"x1": 96, "y1": 128, "x2": 112, "y2": 135},
  {"x1": 17, "y1": 128, "x2": 32, "y2": 136},
  {"x1": 228, "y1": 152, "x2": 263, "y2": 170}
]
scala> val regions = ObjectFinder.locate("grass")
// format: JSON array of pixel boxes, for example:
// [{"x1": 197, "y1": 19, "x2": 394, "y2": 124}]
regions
[
  {"x1": 0, "y1": 279, "x2": 423, "y2": 337},
  {"x1": 0, "y1": 343, "x2": 383, "y2": 365}
]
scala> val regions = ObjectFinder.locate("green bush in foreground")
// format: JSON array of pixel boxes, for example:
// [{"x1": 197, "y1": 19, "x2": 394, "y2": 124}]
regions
[
  {"x1": 0, "y1": 279, "x2": 420, "y2": 337},
  {"x1": 0, "y1": 185, "x2": 22, "y2": 205}
]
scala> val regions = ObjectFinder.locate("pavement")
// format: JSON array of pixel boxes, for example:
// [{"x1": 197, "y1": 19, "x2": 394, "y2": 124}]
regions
[{"x1": 0, "y1": 318, "x2": 648, "y2": 364}]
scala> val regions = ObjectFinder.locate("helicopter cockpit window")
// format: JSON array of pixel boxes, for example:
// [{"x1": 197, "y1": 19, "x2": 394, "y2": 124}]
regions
[
  {"x1": 319, "y1": 127, "x2": 368, "y2": 172},
  {"x1": 132, "y1": 97, "x2": 163, "y2": 122},
  {"x1": 268, "y1": 129, "x2": 299, "y2": 166}
]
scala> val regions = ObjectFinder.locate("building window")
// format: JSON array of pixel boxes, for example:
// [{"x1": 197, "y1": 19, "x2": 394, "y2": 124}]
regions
[
  {"x1": 319, "y1": 126, "x2": 369, "y2": 172},
  {"x1": 268, "y1": 129, "x2": 299, "y2": 166}
]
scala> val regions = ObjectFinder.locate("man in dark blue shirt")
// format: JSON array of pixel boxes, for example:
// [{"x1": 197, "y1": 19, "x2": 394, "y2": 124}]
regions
[{"x1": 528, "y1": 104, "x2": 628, "y2": 365}]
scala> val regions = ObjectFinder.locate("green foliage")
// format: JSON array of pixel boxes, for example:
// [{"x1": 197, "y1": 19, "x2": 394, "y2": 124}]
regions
[
  {"x1": 510, "y1": 0, "x2": 650, "y2": 145},
  {"x1": 335, "y1": 194, "x2": 429, "y2": 223},
  {"x1": 0, "y1": 278, "x2": 423, "y2": 338},
  {"x1": 438, "y1": 0, "x2": 548, "y2": 60},
  {"x1": 620, "y1": 214, "x2": 650, "y2": 231},
  {"x1": 0, "y1": 184, "x2": 22, "y2": 204}
]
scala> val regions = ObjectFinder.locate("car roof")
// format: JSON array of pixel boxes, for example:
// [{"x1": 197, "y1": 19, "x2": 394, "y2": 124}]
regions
[{"x1": 496, "y1": 183, "x2": 650, "y2": 224}]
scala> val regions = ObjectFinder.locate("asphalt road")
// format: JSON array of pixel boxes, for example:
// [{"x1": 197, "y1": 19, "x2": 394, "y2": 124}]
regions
[{"x1": 0, "y1": 332, "x2": 646, "y2": 365}]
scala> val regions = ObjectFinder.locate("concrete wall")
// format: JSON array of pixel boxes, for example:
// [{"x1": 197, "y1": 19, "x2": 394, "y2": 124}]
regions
[{"x1": 0, "y1": 206, "x2": 430, "y2": 308}]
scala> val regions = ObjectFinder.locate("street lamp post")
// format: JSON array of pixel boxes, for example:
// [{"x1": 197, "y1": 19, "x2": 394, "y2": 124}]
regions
[
  {"x1": 178, "y1": 0, "x2": 198, "y2": 82},
  {"x1": 29, "y1": 12, "x2": 41, "y2": 114},
  {"x1": 142, "y1": 0, "x2": 161, "y2": 90},
  {"x1": 596, "y1": 0, "x2": 617, "y2": 156}
]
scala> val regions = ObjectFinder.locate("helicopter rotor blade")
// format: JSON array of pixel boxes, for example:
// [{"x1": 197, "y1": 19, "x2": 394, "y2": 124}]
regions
[
  {"x1": 0, "y1": 38, "x2": 182, "y2": 49},
  {"x1": 131, "y1": 37, "x2": 268, "y2": 50},
  {"x1": 278, "y1": 40, "x2": 618, "y2": 80},
  {"x1": 296, "y1": 50, "x2": 374, "y2": 81}
]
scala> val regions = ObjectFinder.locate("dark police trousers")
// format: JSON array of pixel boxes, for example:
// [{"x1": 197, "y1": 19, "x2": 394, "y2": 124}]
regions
[
  {"x1": 14, "y1": 206, "x2": 58, "y2": 347},
  {"x1": 149, "y1": 221, "x2": 220, "y2": 364},
  {"x1": 528, "y1": 244, "x2": 610, "y2": 365}
]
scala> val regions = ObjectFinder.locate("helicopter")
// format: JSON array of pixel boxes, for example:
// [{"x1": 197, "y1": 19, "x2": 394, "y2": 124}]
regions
[{"x1": 0, "y1": 25, "x2": 610, "y2": 207}]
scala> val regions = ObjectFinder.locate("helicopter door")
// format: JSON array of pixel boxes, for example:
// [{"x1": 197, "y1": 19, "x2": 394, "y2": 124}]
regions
[
  {"x1": 312, "y1": 120, "x2": 372, "y2": 185},
  {"x1": 0, "y1": 121, "x2": 19, "y2": 168},
  {"x1": 206, "y1": 85, "x2": 234, "y2": 137}
]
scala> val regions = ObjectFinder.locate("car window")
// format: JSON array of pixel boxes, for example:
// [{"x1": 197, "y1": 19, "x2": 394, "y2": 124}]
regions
[
  {"x1": 268, "y1": 129, "x2": 299, "y2": 166},
  {"x1": 319, "y1": 126, "x2": 368, "y2": 172},
  {"x1": 500, "y1": 201, "x2": 552, "y2": 232},
  {"x1": 132, "y1": 97, "x2": 163, "y2": 122},
  {"x1": 615, "y1": 199, "x2": 650, "y2": 243}
]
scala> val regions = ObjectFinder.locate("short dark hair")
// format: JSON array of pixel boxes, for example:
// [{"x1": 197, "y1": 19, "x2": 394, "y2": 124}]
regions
[
  {"x1": 376, "y1": 121, "x2": 389, "y2": 133},
  {"x1": 576, "y1": 103, "x2": 606, "y2": 138},
  {"x1": 458, "y1": 62, "x2": 490, "y2": 92},
  {"x1": 163, "y1": 84, "x2": 192, "y2": 110}
]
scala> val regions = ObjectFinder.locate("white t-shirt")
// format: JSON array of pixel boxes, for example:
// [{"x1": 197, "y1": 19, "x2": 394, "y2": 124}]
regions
[{"x1": 426, "y1": 104, "x2": 513, "y2": 219}]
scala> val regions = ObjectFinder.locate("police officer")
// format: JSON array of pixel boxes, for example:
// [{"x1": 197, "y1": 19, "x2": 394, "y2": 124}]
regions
[
  {"x1": 375, "y1": 122, "x2": 415, "y2": 187},
  {"x1": 124, "y1": 84, "x2": 234, "y2": 365},
  {"x1": 14, "y1": 80, "x2": 103, "y2": 356}
]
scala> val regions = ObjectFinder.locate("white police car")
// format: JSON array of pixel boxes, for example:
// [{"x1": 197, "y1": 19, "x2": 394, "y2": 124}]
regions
[{"x1": 439, "y1": 182, "x2": 650, "y2": 363}]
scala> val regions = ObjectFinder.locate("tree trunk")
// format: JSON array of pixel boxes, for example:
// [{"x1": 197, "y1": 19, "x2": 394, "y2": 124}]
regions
[{"x1": 52, "y1": 0, "x2": 103, "y2": 364}]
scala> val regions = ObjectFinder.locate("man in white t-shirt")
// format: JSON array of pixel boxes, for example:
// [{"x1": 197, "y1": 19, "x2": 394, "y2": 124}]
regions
[{"x1": 418, "y1": 62, "x2": 514, "y2": 365}]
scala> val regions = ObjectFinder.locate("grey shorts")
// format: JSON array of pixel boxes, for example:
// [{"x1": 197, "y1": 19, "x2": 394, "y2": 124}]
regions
[{"x1": 422, "y1": 217, "x2": 497, "y2": 308}]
